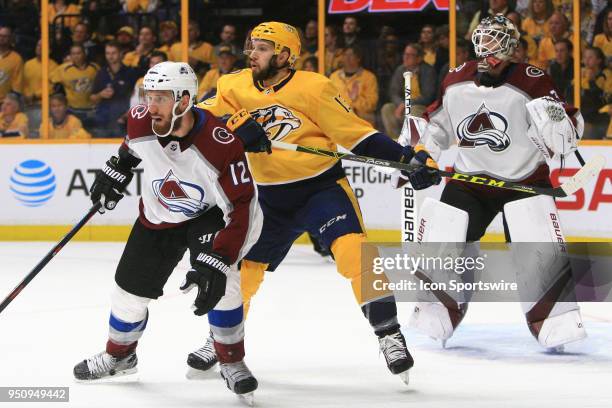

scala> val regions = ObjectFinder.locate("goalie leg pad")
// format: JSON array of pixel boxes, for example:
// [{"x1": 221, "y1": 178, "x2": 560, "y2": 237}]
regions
[
  {"x1": 409, "y1": 302, "x2": 469, "y2": 341},
  {"x1": 504, "y1": 195, "x2": 586, "y2": 347},
  {"x1": 417, "y1": 197, "x2": 469, "y2": 244},
  {"x1": 530, "y1": 309, "x2": 587, "y2": 349},
  {"x1": 408, "y1": 198, "x2": 471, "y2": 341},
  {"x1": 504, "y1": 195, "x2": 566, "y2": 243}
]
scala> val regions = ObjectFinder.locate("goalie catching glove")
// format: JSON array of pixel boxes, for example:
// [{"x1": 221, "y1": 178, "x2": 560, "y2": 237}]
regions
[
  {"x1": 526, "y1": 96, "x2": 581, "y2": 160},
  {"x1": 90, "y1": 156, "x2": 134, "y2": 213},
  {"x1": 226, "y1": 108, "x2": 272, "y2": 154},
  {"x1": 180, "y1": 252, "x2": 229, "y2": 316}
]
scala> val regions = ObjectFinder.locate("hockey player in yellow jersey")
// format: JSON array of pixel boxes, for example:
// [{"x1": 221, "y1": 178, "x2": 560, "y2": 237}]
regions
[{"x1": 189, "y1": 22, "x2": 441, "y2": 384}]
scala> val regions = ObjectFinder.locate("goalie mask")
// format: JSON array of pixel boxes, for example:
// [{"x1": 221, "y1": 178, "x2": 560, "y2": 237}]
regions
[
  {"x1": 472, "y1": 14, "x2": 520, "y2": 72},
  {"x1": 143, "y1": 61, "x2": 198, "y2": 137}
]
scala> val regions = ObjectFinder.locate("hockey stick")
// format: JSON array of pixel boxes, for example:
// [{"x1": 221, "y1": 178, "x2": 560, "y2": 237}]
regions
[
  {"x1": 575, "y1": 150, "x2": 586, "y2": 166},
  {"x1": 400, "y1": 71, "x2": 421, "y2": 243},
  {"x1": 270, "y1": 140, "x2": 605, "y2": 198},
  {"x1": 0, "y1": 201, "x2": 102, "y2": 315}
]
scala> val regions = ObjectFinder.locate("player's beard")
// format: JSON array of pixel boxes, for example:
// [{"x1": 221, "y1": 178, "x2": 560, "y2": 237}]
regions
[
  {"x1": 252, "y1": 56, "x2": 281, "y2": 82},
  {"x1": 152, "y1": 114, "x2": 182, "y2": 137}
]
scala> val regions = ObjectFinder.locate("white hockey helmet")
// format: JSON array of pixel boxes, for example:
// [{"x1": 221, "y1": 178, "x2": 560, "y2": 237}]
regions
[
  {"x1": 143, "y1": 61, "x2": 198, "y2": 137},
  {"x1": 471, "y1": 14, "x2": 520, "y2": 71}
]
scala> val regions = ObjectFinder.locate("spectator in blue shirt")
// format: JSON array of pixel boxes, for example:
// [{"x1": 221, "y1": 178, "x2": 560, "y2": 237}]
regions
[{"x1": 90, "y1": 41, "x2": 138, "y2": 137}]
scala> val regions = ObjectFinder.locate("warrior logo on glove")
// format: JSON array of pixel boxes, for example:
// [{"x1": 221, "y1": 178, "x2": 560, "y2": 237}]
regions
[{"x1": 457, "y1": 103, "x2": 511, "y2": 152}]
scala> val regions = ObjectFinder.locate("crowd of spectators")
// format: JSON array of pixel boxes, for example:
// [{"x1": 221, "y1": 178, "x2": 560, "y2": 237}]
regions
[{"x1": 0, "y1": 0, "x2": 610, "y2": 139}]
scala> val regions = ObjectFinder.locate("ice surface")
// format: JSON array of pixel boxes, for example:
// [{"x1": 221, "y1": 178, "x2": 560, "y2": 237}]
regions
[{"x1": 1, "y1": 242, "x2": 611, "y2": 407}]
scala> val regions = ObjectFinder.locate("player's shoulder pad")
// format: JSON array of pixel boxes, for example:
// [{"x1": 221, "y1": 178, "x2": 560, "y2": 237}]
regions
[
  {"x1": 506, "y1": 63, "x2": 558, "y2": 100},
  {"x1": 295, "y1": 70, "x2": 340, "y2": 103},
  {"x1": 126, "y1": 104, "x2": 154, "y2": 140},
  {"x1": 294, "y1": 70, "x2": 331, "y2": 89},
  {"x1": 216, "y1": 68, "x2": 251, "y2": 87},
  {"x1": 441, "y1": 60, "x2": 478, "y2": 90},
  {"x1": 192, "y1": 107, "x2": 245, "y2": 173}
]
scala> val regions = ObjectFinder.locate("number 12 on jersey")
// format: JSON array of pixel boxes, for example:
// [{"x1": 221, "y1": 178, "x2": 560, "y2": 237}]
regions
[{"x1": 229, "y1": 161, "x2": 251, "y2": 185}]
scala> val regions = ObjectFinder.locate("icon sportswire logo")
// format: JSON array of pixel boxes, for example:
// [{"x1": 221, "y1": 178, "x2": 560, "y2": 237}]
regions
[{"x1": 9, "y1": 160, "x2": 57, "y2": 207}]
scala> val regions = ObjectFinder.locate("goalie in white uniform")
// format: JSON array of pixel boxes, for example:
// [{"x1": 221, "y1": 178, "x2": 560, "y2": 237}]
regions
[{"x1": 401, "y1": 15, "x2": 587, "y2": 350}]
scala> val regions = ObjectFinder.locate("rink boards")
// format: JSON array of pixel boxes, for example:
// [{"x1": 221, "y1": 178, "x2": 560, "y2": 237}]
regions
[{"x1": 0, "y1": 139, "x2": 610, "y2": 241}]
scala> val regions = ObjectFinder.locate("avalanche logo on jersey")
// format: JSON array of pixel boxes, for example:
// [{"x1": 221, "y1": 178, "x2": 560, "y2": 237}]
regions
[
  {"x1": 456, "y1": 103, "x2": 511, "y2": 152},
  {"x1": 250, "y1": 105, "x2": 301, "y2": 141},
  {"x1": 152, "y1": 170, "x2": 209, "y2": 217}
]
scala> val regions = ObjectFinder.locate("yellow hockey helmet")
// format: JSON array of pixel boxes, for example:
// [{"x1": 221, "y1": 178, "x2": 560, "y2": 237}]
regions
[{"x1": 250, "y1": 22, "x2": 301, "y2": 68}]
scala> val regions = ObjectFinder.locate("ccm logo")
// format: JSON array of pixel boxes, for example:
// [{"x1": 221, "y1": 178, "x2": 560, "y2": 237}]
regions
[{"x1": 319, "y1": 214, "x2": 347, "y2": 234}]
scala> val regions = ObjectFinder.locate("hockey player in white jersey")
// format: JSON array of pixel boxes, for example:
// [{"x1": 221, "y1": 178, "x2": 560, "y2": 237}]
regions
[
  {"x1": 73, "y1": 62, "x2": 264, "y2": 401},
  {"x1": 402, "y1": 15, "x2": 587, "y2": 350}
]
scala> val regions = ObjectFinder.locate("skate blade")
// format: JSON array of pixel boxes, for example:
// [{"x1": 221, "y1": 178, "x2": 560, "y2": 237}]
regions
[
  {"x1": 398, "y1": 370, "x2": 409, "y2": 386},
  {"x1": 185, "y1": 366, "x2": 218, "y2": 380},
  {"x1": 238, "y1": 392, "x2": 255, "y2": 406},
  {"x1": 74, "y1": 367, "x2": 139, "y2": 383}
]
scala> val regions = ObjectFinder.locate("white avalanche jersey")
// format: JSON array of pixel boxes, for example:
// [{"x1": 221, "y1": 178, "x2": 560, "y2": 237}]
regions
[
  {"x1": 422, "y1": 61, "x2": 580, "y2": 181},
  {"x1": 119, "y1": 105, "x2": 263, "y2": 264}
]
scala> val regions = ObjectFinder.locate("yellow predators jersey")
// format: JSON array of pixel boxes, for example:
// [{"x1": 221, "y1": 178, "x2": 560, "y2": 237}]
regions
[
  {"x1": 50, "y1": 63, "x2": 99, "y2": 109},
  {"x1": 198, "y1": 68, "x2": 220, "y2": 100},
  {"x1": 24, "y1": 57, "x2": 58, "y2": 101},
  {"x1": 42, "y1": 114, "x2": 92, "y2": 140},
  {"x1": 197, "y1": 69, "x2": 377, "y2": 185},
  {"x1": 0, "y1": 50, "x2": 24, "y2": 100}
]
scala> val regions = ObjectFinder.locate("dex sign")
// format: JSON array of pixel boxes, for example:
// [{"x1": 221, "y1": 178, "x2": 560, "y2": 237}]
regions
[{"x1": 328, "y1": 0, "x2": 449, "y2": 13}]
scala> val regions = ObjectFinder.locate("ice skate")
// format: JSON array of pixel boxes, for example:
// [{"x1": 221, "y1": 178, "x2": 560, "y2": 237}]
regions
[
  {"x1": 546, "y1": 345, "x2": 565, "y2": 354},
  {"x1": 186, "y1": 334, "x2": 218, "y2": 379},
  {"x1": 73, "y1": 351, "x2": 137, "y2": 381},
  {"x1": 379, "y1": 330, "x2": 414, "y2": 385},
  {"x1": 220, "y1": 360, "x2": 258, "y2": 406}
]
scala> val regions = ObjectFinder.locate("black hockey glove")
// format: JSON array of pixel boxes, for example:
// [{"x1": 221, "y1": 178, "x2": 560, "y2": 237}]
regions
[
  {"x1": 90, "y1": 156, "x2": 134, "y2": 213},
  {"x1": 399, "y1": 145, "x2": 441, "y2": 190},
  {"x1": 226, "y1": 109, "x2": 272, "y2": 154},
  {"x1": 180, "y1": 252, "x2": 229, "y2": 316}
]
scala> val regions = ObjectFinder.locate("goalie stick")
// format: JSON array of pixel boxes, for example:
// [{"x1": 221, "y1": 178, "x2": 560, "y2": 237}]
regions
[
  {"x1": 401, "y1": 71, "x2": 421, "y2": 243},
  {"x1": 0, "y1": 202, "x2": 102, "y2": 315},
  {"x1": 270, "y1": 140, "x2": 605, "y2": 198}
]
